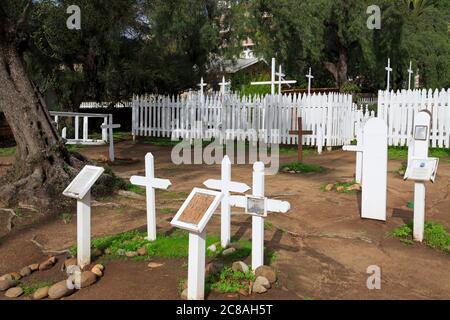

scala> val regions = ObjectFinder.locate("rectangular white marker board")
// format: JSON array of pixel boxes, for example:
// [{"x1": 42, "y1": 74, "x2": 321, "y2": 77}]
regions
[
  {"x1": 63, "y1": 165, "x2": 104, "y2": 200},
  {"x1": 246, "y1": 195, "x2": 267, "y2": 217},
  {"x1": 171, "y1": 188, "x2": 222, "y2": 233},
  {"x1": 404, "y1": 157, "x2": 439, "y2": 182}
]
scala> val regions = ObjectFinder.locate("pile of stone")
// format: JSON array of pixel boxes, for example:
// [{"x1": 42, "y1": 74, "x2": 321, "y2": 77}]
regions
[
  {"x1": 0, "y1": 256, "x2": 58, "y2": 298},
  {"x1": 324, "y1": 182, "x2": 361, "y2": 193}
]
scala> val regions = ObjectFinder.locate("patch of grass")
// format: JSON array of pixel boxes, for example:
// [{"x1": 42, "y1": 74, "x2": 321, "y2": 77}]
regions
[
  {"x1": 158, "y1": 190, "x2": 189, "y2": 200},
  {"x1": 281, "y1": 161, "x2": 324, "y2": 174},
  {"x1": 397, "y1": 162, "x2": 407, "y2": 176},
  {"x1": 159, "y1": 208, "x2": 177, "y2": 215},
  {"x1": 391, "y1": 221, "x2": 450, "y2": 253},
  {"x1": 279, "y1": 146, "x2": 317, "y2": 157},
  {"x1": 66, "y1": 144, "x2": 87, "y2": 153},
  {"x1": 21, "y1": 280, "x2": 53, "y2": 296},
  {"x1": 388, "y1": 146, "x2": 449, "y2": 161},
  {"x1": 126, "y1": 183, "x2": 146, "y2": 195},
  {"x1": 208, "y1": 267, "x2": 255, "y2": 294},
  {"x1": 0, "y1": 146, "x2": 16, "y2": 156},
  {"x1": 407, "y1": 201, "x2": 414, "y2": 209},
  {"x1": 264, "y1": 221, "x2": 274, "y2": 230},
  {"x1": 140, "y1": 137, "x2": 183, "y2": 147},
  {"x1": 61, "y1": 212, "x2": 72, "y2": 224}
]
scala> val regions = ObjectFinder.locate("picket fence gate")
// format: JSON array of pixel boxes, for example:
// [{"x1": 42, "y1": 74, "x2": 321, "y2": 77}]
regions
[
  {"x1": 377, "y1": 89, "x2": 450, "y2": 148},
  {"x1": 131, "y1": 92, "x2": 356, "y2": 147}
]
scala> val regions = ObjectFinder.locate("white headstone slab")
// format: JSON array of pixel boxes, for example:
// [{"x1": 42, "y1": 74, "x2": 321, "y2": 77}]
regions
[
  {"x1": 171, "y1": 188, "x2": 222, "y2": 234},
  {"x1": 361, "y1": 118, "x2": 387, "y2": 221},
  {"x1": 63, "y1": 165, "x2": 104, "y2": 200}
]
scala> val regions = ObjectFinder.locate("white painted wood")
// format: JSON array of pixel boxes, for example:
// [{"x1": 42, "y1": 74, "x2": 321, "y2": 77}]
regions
[
  {"x1": 361, "y1": 118, "x2": 388, "y2": 221},
  {"x1": 187, "y1": 230, "x2": 206, "y2": 300},
  {"x1": 306, "y1": 68, "x2": 314, "y2": 95},
  {"x1": 62, "y1": 127, "x2": 67, "y2": 139},
  {"x1": 77, "y1": 190, "x2": 91, "y2": 268},
  {"x1": 219, "y1": 76, "x2": 231, "y2": 96},
  {"x1": 342, "y1": 126, "x2": 364, "y2": 183},
  {"x1": 129, "y1": 153, "x2": 172, "y2": 241},
  {"x1": 252, "y1": 162, "x2": 265, "y2": 270},
  {"x1": 407, "y1": 61, "x2": 414, "y2": 90},
  {"x1": 101, "y1": 115, "x2": 121, "y2": 162},
  {"x1": 385, "y1": 58, "x2": 392, "y2": 91}
]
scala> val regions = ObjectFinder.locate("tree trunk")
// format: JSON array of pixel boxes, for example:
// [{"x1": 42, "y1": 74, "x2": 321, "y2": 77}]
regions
[
  {"x1": 324, "y1": 49, "x2": 349, "y2": 88},
  {"x1": 0, "y1": 41, "x2": 83, "y2": 212}
]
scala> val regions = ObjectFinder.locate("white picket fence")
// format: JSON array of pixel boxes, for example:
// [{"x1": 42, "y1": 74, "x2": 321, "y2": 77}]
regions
[
  {"x1": 131, "y1": 92, "x2": 357, "y2": 147},
  {"x1": 378, "y1": 89, "x2": 450, "y2": 148},
  {"x1": 80, "y1": 101, "x2": 132, "y2": 109}
]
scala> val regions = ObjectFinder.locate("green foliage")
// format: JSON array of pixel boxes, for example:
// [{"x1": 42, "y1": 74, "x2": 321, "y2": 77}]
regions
[
  {"x1": 209, "y1": 267, "x2": 256, "y2": 294},
  {"x1": 126, "y1": 184, "x2": 146, "y2": 195},
  {"x1": 0, "y1": 146, "x2": 16, "y2": 156},
  {"x1": 21, "y1": 281, "x2": 53, "y2": 296},
  {"x1": 61, "y1": 212, "x2": 72, "y2": 224},
  {"x1": 391, "y1": 221, "x2": 450, "y2": 252},
  {"x1": 388, "y1": 147, "x2": 449, "y2": 161},
  {"x1": 340, "y1": 81, "x2": 362, "y2": 94},
  {"x1": 281, "y1": 161, "x2": 324, "y2": 173},
  {"x1": 397, "y1": 162, "x2": 408, "y2": 176}
]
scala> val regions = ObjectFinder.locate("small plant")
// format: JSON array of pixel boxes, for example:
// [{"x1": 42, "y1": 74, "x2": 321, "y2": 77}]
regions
[
  {"x1": 397, "y1": 162, "x2": 407, "y2": 176},
  {"x1": 159, "y1": 208, "x2": 177, "y2": 215},
  {"x1": 209, "y1": 267, "x2": 256, "y2": 294},
  {"x1": 21, "y1": 281, "x2": 53, "y2": 296},
  {"x1": 281, "y1": 161, "x2": 324, "y2": 174},
  {"x1": 264, "y1": 221, "x2": 274, "y2": 230},
  {"x1": 61, "y1": 212, "x2": 72, "y2": 224},
  {"x1": 392, "y1": 223, "x2": 413, "y2": 238},
  {"x1": 0, "y1": 146, "x2": 16, "y2": 156},
  {"x1": 126, "y1": 184, "x2": 146, "y2": 195}
]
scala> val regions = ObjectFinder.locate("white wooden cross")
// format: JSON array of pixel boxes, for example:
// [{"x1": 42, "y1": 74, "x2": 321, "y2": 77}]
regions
[
  {"x1": 251, "y1": 58, "x2": 296, "y2": 95},
  {"x1": 275, "y1": 65, "x2": 297, "y2": 95},
  {"x1": 100, "y1": 115, "x2": 120, "y2": 162},
  {"x1": 306, "y1": 68, "x2": 314, "y2": 95},
  {"x1": 385, "y1": 58, "x2": 393, "y2": 91},
  {"x1": 198, "y1": 77, "x2": 208, "y2": 104},
  {"x1": 130, "y1": 153, "x2": 172, "y2": 241},
  {"x1": 342, "y1": 125, "x2": 364, "y2": 184},
  {"x1": 407, "y1": 61, "x2": 414, "y2": 90},
  {"x1": 62, "y1": 165, "x2": 104, "y2": 268},
  {"x1": 203, "y1": 156, "x2": 250, "y2": 248},
  {"x1": 219, "y1": 76, "x2": 231, "y2": 96},
  {"x1": 229, "y1": 162, "x2": 290, "y2": 269}
]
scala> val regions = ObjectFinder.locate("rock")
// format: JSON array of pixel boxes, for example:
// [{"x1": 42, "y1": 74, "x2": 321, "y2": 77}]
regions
[
  {"x1": 29, "y1": 264, "x2": 39, "y2": 272},
  {"x1": 10, "y1": 272, "x2": 21, "y2": 281},
  {"x1": 325, "y1": 184, "x2": 334, "y2": 191},
  {"x1": 222, "y1": 247, "x2": 236, "y2": 256},
  {"x1": 255, "y1": 266, "x2": 277, "y2": 284},
  {"x1": 181, "y1": 288, "x2": 188, "y2": 300},
  {"x1": 205, "y1": 262, "x2": 223, "y2": 275},
  {"x1": 116, "y1": 249, "x2": 126, "y2": 256},
  {"x1": 93, "y1": 264, "x2": 104, "y2": 271},
  {"x1": 64, "y1": 258, "x2": 78, "y2": 269},
  {"x1": 148, "y1": 262, "x2": 164, "y2": 269},
  {"x1": 48, "y1": 281, "x2": 74, "y2": 299},
  {"x1": 0, "y1": 279, "x2": 15, "y2": 291},
  {"x1": 232, "y1": 261, "x2": 249, "y2": 273},
  {"x1": 91, "y1": 266, "x2": 103, "y2": 277},
  {"x1": 80, "y1": 271, "x2": 97, "y2": 288},
  {"x1": 91, "y1": 248, "x2": 103, "y2": 258},
  {"x1": 48, "y1": 256, "x2": 57, "y2": 264},
  {"x1": 125, "y1": 251, "x2": 138, "y2": 258},
  {"x1": 347, "y1": 183, "x2": 361, "y2": 191},
  {"x1": 289, "y1": 170, "x2": 296, "y2": 174},
  {"x1": 137, "y1": 246, "x2": 147, "y2": 256},
  {"x1": 33, "y1": 287, "x2": 49, "y2": 300},
  {"x1": 39, "y1": 257, "x2": 56, "y2": 271},
  {"x1": 336, "y1": 186, "x2": 345, "y2": 192},
  {"x1": 252, "y1": 276, "x2": 270, "y2": 294},
  {"x1": 19, "y1": 267, "x2": 32, "y2": 277},
  {"x1": 207, "y1": 244, "x2": 217, "y2": 252},
  {"x1": 5, "y1": 287, "x2": 23, "y2": 298},
  {"x1": 0, "y1": 274, "x2": 13, "y2": 282},
  {"x1": 239, "y1": 288, "x2": 249, "y2": 297}
]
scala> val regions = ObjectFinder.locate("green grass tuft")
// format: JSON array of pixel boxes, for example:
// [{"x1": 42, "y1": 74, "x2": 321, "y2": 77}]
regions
[
  {"x1": 0, "y1": 146, "x2": 16, "y2": 156},
  {"x1": 208, "y1": 267, "x2": 256, "y2": 294},
  {"x1": 126, "y1": 184, "x2": 146, "y2": 195},
  {"x1": 388, "y1": 146, "x2": 449, "y2": 161},
  {"x1": 21, "y1": 280, "x2": 53, "y2": 296},
  {"x1": 281, "y1": 161, "x2": 324, "y2": 174}
]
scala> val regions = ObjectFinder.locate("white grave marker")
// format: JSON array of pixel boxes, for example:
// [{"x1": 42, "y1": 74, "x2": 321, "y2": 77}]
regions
[
  {"x1": 385, "y1": 58, "x2": 392, "y2": 91},
  {"x1": 251, "y1": 58, "x2": 296, "y2": 95},
  {"x1": 361, "y1": 118, "x2": 388, "y2": 221},
  {"x1": 170, "y1": 188, "x2": 223, "y2": 300},
  {"x1": 229, "y1": 162, "x2": 290, "y2": 269},
  {"x1": 306, "y1": 68, "x2": 314, "y2": 95},
  {"x1": 62, "y1": 165, "x2": 104, "y2": 268},
  {"x1": 342, "y1": 126, "x2": 364, "y2": 184},
  {"x1": 130, "y1": 153, "x2": 172, "y2": 241},
  {"x1": 198, "y1": 77, "x2": 207, "y2": 104},
  {"x1": 403, "y1": 110, "x2": 439, "y2": 242},
  {"x1": 407, "y1": 61, "x2": 414, "y2": 90},
  {"x1": 203, "y1": 156, "x2": 250, "y2": 248},
  {"x1": 100, "y1": 115, "x2": 121, "y2": 162},
  {"x1": 219, "y1": 76, "x2": 231, "y2": 95}
]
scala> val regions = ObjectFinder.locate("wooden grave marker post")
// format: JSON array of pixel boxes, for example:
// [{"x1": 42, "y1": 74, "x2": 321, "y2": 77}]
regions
[
  {"x1": 62, "y1": 165, "x2": 104, "y2": 268},
  {"x1": 100, "y1": 115, "x2": 121, "y2": 162},
  {"x1": 203, "y1": 156, "x2": 250, "y2": 248},
  {"x1": 170, "y1": 188, "x2": 223, "y2": 300},
  {"x1": 361, "y1": 118, "x2": 388, "y2": 221},
  {"x1": 403, "y1": 110, "x2": 439, "y2": 242},
  {"x1": 130, "y1": 153, "x2": 172, "y2": 241},
  {"x1": 289, "y1": 117, "x2": 313, "y2": 162},
  {"x1": 229, "y1": 162, "x2": 290, "y2": 270}
]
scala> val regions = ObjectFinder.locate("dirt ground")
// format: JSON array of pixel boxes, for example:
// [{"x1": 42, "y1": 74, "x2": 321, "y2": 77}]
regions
[{"x1": 0, "y1": 138, "x2": 449, "y2": 300}]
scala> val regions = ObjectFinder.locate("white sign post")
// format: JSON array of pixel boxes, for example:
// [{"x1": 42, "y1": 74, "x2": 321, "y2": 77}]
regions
[
  {"x1": 130, "y1": 153, "x2": 172, "y2": 241},
  {"x1": 342, "y1": 126, "x2": 364, "y2": 184},
  {"x1": 306, "y1": 68, "x2": 314, "y2": 95},
  {"x1": 407, "y1": 61, "x2": 414, "y2": 90},
  {"x1": 361, "y1": 118, "x2": 388, "y2": 221},
  {"x1": 62, "y1": 165, "x2": 104, "y2": 268},
  {"x1": 229, "y1": 162, "x2": 290, "y2": 270},
  {"x1": 251, "y1": 58, "x2": 296, "y2": 95},
  {"x1": 203, "y1": 156, "x2": 250, "y2": 248},
  {"x1": 385, "y1": 58, "x2": 392, "y2": 91},
  {"x1": 219, "y1": 76, "x2": 231, "y2": 96},
  {"x1": 171, "y1": 188, "x2": 223, "y2": 300},
  {"x1": 403, "y1": 110, "x2": 438, "y2": 242},
  {"x1": 100, "y1": 115, "x2": 121, "y2": 162}
]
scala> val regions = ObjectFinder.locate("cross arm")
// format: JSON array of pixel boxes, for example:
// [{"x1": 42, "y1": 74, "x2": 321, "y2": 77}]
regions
[{"x1": 229, "y1": 195, "x2": 290, "y2": 213}]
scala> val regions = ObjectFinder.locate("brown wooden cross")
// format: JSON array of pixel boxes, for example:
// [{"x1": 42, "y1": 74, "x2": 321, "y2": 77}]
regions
[{"x1": 289, "y1": 117, "x2": 313, "y2": 162}]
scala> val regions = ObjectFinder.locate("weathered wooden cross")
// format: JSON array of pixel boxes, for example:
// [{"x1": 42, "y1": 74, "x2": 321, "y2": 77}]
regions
[
  {"x1": 289, "y1": 117, "x2": 313, "y2": 162},
  {"x1": 100, "y1": 115, "x2": 121, "y2": 162},
  {"x1": 306, "y1": 68, "x2": 314, "y2": 95},
  {"x1": 130, "y1": 153, "x2": 172, "y2": 241},
  {"x1": 385, "y1": 58, "x2": 392, "y2": 91},
  {"x1": 203, "y1": 156, "x2": 250, "y2": 248},
  {"x1": 407, "y1": 61, "x2": 414, "y2": 90},
  {"x1": 229, "y1": 162, "x2": 290, "y2": 270}
]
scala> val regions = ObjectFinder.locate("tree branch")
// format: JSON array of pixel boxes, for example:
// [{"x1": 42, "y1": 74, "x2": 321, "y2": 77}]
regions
[{"x1": 15, "y1": 0, "x2": 33, "y2": 33}]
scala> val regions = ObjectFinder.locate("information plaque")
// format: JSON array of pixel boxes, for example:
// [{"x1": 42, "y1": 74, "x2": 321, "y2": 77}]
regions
[{"x1": 63, "y1": 165, "x2": 104, "y2": 200}]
